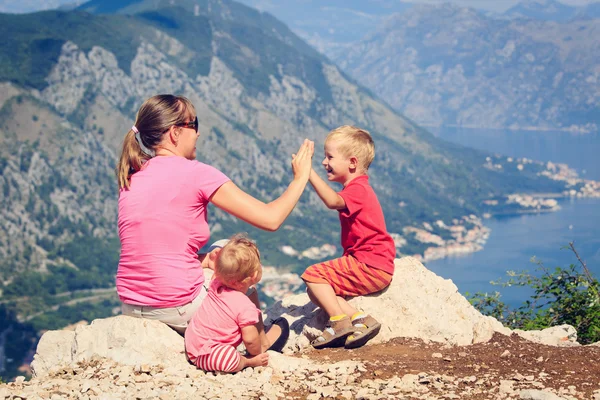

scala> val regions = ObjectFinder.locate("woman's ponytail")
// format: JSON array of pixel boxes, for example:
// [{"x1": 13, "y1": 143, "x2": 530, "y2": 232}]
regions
[{"x1": 116, "y1": 129, "x2": 149, "y2": 190}]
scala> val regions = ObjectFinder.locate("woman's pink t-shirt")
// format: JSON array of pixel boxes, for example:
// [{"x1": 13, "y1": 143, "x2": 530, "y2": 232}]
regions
[
  {"x1": 185, "y1": 278, "x2": 260, "y2": 363},
  {"x1": 116, "y1": 156, "x2": 229, "y2": 307}
]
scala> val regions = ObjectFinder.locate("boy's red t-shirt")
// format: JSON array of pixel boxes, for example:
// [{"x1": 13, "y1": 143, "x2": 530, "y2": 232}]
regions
[{"x1": 337, "y1": 175, "x2": 396, "y2": 274}]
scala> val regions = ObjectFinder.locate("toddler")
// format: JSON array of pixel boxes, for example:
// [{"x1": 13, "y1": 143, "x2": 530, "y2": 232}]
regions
[{"x1": 185, "y1": 234, "x2": 289, "y2": 372}]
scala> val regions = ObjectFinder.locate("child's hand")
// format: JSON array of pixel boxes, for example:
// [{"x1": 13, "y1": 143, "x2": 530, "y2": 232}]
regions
[
  {"x1": 200, "y1": 247, "x2": 222, "y2": 270},
  {"x1": 291, "y1": 139, "x2": 314, "y2": 182},
  {"x1": 257, "y1": 353, "x2": 269, "y2": 366},
  {"x1": 245, "y1": 353, "x2": 269, "y2": 368}
]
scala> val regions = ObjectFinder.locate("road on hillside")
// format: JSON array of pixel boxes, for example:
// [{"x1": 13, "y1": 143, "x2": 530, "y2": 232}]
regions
[
  {"x1": 17, "y1": 288, "x2": 118, "y2": 323},
  {"x1": 0, "y1": 287, "x2": 117, "y2": 305}
]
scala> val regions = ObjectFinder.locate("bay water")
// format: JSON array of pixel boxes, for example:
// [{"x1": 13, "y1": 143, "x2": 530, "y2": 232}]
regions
[{"x1": 425, "y1": 127, "x2": 600, "y2": 307}]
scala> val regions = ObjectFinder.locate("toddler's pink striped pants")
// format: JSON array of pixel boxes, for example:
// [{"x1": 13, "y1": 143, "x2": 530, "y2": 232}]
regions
[{"x1": 196, "y1": 344, "x2": 241, "y2": 373}]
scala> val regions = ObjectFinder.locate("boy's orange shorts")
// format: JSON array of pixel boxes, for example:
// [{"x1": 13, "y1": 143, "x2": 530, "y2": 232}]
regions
[{"x1": 301, "y1": 255, "x2": 393, "y2": 297}]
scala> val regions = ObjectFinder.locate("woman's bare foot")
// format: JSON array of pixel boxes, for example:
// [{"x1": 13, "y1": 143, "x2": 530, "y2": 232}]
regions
[
  {"x1": 237, "y1": 353, "x2": 269, "y2": 371},
  {"x1": 266, "y1": 317, "x2": 290, "y2": 352},
  {"x1": 266, "y1": 324, "x2": 282, "y2": 346}
]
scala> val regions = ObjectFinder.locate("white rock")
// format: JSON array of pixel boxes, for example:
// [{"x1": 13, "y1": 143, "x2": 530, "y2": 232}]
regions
[
  {"x1": 514, "y1": 325, "x2": 579, "y2": 347},
  {"x1": 27, "y1": 257, "x2": 584, "y2": 385},
  {"x1": 268, "y1": 257, "x2": 511, "y2": 352},
  {"x1": 31, "y1": 316, "x2": 186, "y2": 378},
  {"x1": 520, "y1": 389, "x2": 569, "y2": 399}
]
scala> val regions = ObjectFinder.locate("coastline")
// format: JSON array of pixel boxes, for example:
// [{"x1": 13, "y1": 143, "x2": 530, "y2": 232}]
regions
[
  {"x1": 422, "y1": 123, "x2": 598, "y2": 135},
  {"x1": 411, "y1": 162, "x2": 600, "y2": 263}
]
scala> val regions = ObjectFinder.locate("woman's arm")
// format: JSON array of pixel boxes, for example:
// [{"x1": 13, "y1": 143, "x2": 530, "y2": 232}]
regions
[
  {"x1": 210, "y1": 139, "x2": 314, "y2": 231},
  {"x1": 308, "y1": 168, "x2": 346, "y2": 210}
]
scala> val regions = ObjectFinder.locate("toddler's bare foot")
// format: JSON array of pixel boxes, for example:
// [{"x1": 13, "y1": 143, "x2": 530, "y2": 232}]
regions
[{"x1": 239, "y1": 353, "x2": 269, "y2": 370}]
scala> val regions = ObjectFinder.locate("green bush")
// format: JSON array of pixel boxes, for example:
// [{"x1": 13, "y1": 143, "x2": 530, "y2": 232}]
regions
[{"x1": 469, "y1": 242, "x2": 600, "y2": 344}]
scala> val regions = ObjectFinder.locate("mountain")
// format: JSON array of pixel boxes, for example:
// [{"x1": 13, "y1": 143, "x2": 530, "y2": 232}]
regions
[
  {"x1": 233, "y1": 0, "x2": 414, "y2": 53},
  {"x1": 329, "y1": 3, "x2": 600, "y2": 131},
  {"x1": 504, "y1": 0, "x2": 600, "y2": 21},
  {"x1": 578, "y1": 2, "x2": 600, "y2": 18},
  {"x1": 504, "y1": 0, "x2": 579, "y2": 21},
  {"x1": 0, "y1": 0, "x2": 84, "y2": 13},
  {"x1": 0, "y1": 0, "x2": 574, "y2": 379}
]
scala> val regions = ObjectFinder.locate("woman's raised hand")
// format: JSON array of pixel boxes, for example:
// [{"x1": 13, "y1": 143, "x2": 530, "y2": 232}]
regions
[
  {"x1": 291, "y1": 139, "x2": 314, "y2": 182},
  {"x1": 211, "y1": 139, "x2": 315, "y2": 231}
]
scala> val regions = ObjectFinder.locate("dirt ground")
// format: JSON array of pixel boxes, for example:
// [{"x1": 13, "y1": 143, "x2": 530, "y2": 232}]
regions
[{"x1": 294, "y1": 333, "x2": 600, "y2": 399}]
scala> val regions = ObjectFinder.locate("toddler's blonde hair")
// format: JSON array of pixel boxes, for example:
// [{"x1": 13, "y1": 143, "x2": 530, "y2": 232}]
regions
[
  {"x1": 325, "y1": 125, "x2": 375, "y2": 172},
  {"x1": 215, "y1": 234, "x2": 261, "y2": 289}
]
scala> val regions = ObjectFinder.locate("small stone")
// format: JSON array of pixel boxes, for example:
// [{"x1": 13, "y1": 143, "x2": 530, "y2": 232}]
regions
[
  {"x1": 432, "y1": 353, "x2": 443, "y2": 358},
  {"x1": 320, "y1": 386, "x2": 336, "y2": 397},
  {"x1": 356, "y1": 388, "x2": 373, "y2": 399},
  {"x1": 500, "y1": 350, "x2": 511, "y2": 358},
  {"x1": 520, "y1": 389, "x2": 566, "y2": 400},
  {"x1": 81, "y1": 381, "x2": 91, "y2": 393},
  {"x1": 513, "y1": 373, "x2": 525, "y2": 381},
  {"x1": 134, "y1": 375, "x2": 150, "y2": 383},
  {"x1": 499, "y1": 380, "x2": 515, "y2": 395}
]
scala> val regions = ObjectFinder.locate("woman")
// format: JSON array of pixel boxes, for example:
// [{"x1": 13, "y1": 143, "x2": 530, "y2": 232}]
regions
[{"x1": 116, "y1": 94, "x2": 314, "y2": 335}]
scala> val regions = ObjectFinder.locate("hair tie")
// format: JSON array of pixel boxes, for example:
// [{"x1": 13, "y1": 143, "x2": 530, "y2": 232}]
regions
[{"x1": 132, "y1": 125, "x2": 155, "y2": 157}]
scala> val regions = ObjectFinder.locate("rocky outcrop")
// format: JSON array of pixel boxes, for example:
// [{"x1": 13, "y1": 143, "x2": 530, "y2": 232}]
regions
[
  {"x1": 30, "y1": 257, "x2": 579, "y2": 379},
  {"x1": 30, "y1": 317, "x2": 186, "y2": 378},
  {"x1": 269, "y1": 256, "x2": 511, "y2": 352}
]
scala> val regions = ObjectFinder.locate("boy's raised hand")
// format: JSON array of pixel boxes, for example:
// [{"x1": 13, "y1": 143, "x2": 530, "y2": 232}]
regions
[{"x1": 291, "y1": 139, "x2": 314, "y2": 182}]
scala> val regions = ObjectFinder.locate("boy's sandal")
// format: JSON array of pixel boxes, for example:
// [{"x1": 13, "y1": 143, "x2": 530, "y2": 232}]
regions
[
  {"x1": 345, "y1": 315, "x2": 382, "y2": 349},
  {"x1": 312, "y1": 317, "x2": 354, "y2": 349},
  {"x1": 267, "y1": 317, "x2": 290, "y2": 353}
]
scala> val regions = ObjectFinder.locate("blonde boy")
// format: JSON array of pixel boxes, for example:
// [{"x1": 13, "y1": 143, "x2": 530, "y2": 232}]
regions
[{"x1": 302, "y1": 126, "x2": 396, "y2": 349}]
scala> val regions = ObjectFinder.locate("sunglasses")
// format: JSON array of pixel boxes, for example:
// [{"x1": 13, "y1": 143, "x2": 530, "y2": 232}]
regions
[{"x1": 177, "y1": 116, "x2": 198, "y2": 133}]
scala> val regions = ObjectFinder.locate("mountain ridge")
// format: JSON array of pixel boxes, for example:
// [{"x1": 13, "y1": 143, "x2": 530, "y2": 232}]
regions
[{"x1": 329, "y1": 2, "x2": 600, "y2": 132}]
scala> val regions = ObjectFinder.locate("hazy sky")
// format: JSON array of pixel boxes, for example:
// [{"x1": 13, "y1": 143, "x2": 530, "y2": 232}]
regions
[
  {"x1": 381, "y1": 0, "x2": 596, "y2": 12},
  {"x1": 0, "y1": 0, "x2": 598, "y2": 14},
  {"x1": 247, "y1": 0, "x2": 598, "y2": 13}
]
